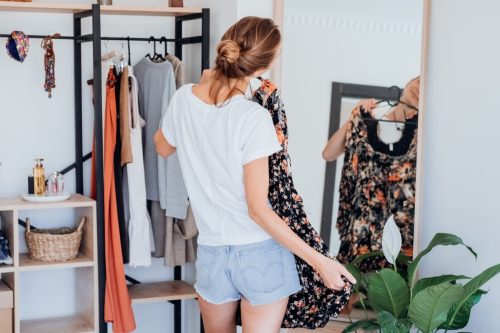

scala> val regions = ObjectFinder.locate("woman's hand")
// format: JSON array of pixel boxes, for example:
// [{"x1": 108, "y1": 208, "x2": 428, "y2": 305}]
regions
[
  {"x1": 313, "y1": 254, "x2": 357, "y2": 290},
  {"x1": 355, "y1": 98, "x2": 378, "y2": 114}
]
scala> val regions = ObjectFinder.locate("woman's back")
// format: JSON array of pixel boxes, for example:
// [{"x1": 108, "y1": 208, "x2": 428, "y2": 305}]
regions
[{"x1": 161, "y1": 83, "x2": 282, "y2": 246}]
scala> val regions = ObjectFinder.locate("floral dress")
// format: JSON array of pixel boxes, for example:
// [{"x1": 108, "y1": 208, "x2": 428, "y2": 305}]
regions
[
  {"x1": 336, "y1": 107, "x2": 418, "y2": 272},
  {"x1": 253, "y1": 79, "x2": 352, "y2": 329}
]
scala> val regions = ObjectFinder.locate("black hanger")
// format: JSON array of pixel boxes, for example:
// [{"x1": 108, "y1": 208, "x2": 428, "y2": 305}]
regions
[
  {"x1": 360, "y1": 85, "x2": 418, "y2": 126},
  {"x1": 146, "y1": 36, "x2": 164, "y2": 61},
  {"x1": 146, "y1": 36, "x2": 154, "y2": 60},
  {"x1": 127, "y1": 36, "x2": 131, "y2": 66},
  {"x1": 159, "y1": 37, "x2": 169, "y2": 56}
]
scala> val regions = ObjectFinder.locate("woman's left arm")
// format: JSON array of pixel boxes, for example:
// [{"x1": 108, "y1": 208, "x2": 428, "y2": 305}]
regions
[{"x1": 154, "y1": 128, "x2": 176, "y2": 158}]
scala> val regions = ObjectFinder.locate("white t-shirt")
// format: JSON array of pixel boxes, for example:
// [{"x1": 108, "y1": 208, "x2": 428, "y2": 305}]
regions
[{"x1": 161, "y1": 84, "x2": 282, "y2": 246}]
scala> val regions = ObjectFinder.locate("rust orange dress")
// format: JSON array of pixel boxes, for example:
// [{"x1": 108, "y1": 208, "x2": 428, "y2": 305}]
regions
[{"x1": 99, "y1": 69, "x2": 136, "y2": 332}]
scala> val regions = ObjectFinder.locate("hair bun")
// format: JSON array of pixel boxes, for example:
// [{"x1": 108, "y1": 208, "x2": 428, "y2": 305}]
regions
[{"x1": 218, "y1": 39, "x2": 240, "y2": 64}]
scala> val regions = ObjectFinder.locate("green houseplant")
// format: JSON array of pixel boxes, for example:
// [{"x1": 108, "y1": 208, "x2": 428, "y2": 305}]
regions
[{"x1": 342, "y1": 218, "x2": 500, "y2": 333}]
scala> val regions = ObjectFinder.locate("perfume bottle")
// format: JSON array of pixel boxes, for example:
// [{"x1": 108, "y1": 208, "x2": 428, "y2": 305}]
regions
[{"x1": 33, "y1": 158, "x2": 46, "y2": 196}]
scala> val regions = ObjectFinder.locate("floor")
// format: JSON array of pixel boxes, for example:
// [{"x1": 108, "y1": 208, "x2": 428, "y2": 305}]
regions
[{"x1": 287, "y1": 320, "x2": 349, "y2": 333}]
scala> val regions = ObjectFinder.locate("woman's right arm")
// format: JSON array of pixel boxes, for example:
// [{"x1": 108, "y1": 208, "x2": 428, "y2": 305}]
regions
[
  {"x1": 243, "y1": 157, "x2": 356, "y2": 290},
  {"x1": 322, "y1": 98, "x2": 378, "y2": 162},
  {"x1": 322, "y1": 121, "x2": 351, "y2": 162}
]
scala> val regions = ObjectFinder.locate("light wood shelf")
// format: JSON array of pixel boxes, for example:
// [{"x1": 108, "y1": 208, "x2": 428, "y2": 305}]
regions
[
  {"x1": 100, "y1": 5, "x2": 202, "y2": 16},
  {"x1": 0, "y1": 194, "x2": 94, "y2": 211},
  {"x1": 289, "y1": 320, "x2": 350, "y2": 333},
  {"x1": 0, "y1": 1, "x2": 88, "y2": 14},
  {"x1": 0, "y1": 2, "x2": 202, "y2": 16},
  {"x1": 19, "y1": 253, "x2": 94, "y2": 271},
  {"x1": 0, "y1": 265, "x2": 15, "y2": 274},
  {"x1": 128, "y1": 280, "x2": 197, "y2": 304},
  {"x1": 20, "y1": 315, "x2": 94, "y2": 333},
  {"x1": 0, "y1": 194, "x2": 98, "y2": 333}
]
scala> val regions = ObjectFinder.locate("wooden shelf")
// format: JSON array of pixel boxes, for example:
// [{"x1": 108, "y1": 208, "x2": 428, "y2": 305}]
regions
[
  {"x1": 128, "y1": 280, "x2": 197, "y2": 304},
  {"x1": 100, "y1": 5, "x2": 202, "y2": 16},
  {"x1": 0, "y1": 194, "x2": 94, "y2": 211},
  {"x1": 0, "y1": 264, "x2": 14, "y2": 274},
  {"x1": 0, "y1": 2, "x2": 89, "y2": 14},
  {"x1": 19, "y1": 253, "x2": 93, "y2": 271},
  {"x1": 21, "y1": 315, "x2": 94, "y2": 333},
  {"x1": 290, "y1": 320, "x2": 350, "y2": 333},
  {"x1": 0, "y1": 2, "x2": 202, "y2": 16},
  {"x1": 336, "y1": 308, "x2": 376, "y2": 322}
]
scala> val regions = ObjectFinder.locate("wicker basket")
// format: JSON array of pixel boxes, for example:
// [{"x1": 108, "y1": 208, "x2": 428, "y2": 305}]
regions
[{"x1": 25, "y1": 217, "x2": 85, "y2": 262}]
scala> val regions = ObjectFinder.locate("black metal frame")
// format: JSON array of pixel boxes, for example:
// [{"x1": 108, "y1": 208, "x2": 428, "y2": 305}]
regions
[
  {"x1": 320, "y1": 82, "x2": 402, "y2": 246},
  {"x1": 5, "y1": 5, "x2": 210, "y2": 333}
]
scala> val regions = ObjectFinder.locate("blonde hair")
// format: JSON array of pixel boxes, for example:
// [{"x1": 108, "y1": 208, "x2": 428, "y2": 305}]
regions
[{"x1": 209, "y1": 16, "x2": 281, "y2": 105}]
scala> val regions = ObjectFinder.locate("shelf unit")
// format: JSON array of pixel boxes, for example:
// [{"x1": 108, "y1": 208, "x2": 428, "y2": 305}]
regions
[
  {"x1": 0, "y1": 3, "x2": 209, "y2": 332},
  {"x1": 0, "y1": 194, "x2": 98, "y2": 333},
  {"x1": 0, "y1": 2, "x2": 202, "y2": 15}
]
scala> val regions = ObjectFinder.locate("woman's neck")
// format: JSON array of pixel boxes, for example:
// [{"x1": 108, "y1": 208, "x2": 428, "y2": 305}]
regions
[{"x1": 196, "y1": 69, "x2": 249, "y2": 105}]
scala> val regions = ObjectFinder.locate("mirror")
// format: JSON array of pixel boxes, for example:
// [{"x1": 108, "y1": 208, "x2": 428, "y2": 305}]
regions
[{"x1": 280, "y1": 0, "x2": 424, "y2": 275}]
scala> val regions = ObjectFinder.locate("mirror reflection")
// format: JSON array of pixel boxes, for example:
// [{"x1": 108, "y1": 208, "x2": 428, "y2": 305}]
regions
[{"x1": 280, "y1": 0, "x2": 423, "y2": 274}]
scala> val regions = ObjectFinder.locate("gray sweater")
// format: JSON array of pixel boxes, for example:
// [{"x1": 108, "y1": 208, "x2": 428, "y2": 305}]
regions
[{"x1": 134, "y1": 58, "x2": 189, "y2": 219}]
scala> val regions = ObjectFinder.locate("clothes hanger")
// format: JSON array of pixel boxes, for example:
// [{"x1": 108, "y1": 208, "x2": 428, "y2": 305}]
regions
[
  {"x1": 118, "y1": 41, "x2": 126, "y2": 72},
  {"x1": 101, "y1": 41, "x2": 116, "y2": 68},
  {"x1": 159, "y1": 37, "x2": 169, "y2": 56},
  {"x1": 361, "y1": 85, "x2": 418, "y2": 126},
  {"x1": 127, "y1": 36, "x2": 131, "y2": 66},
  {"x1": 146, "y1": 36, "x2": 155, "y2": 60},
  {"x1": 153, "y1": 38, "x2": 165, "y2": 61}
]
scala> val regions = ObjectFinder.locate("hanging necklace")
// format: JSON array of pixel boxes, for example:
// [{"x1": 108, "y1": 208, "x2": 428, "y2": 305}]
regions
[
  {"x1": 41, "y1": 33, "x2": 60, "y2": 98},
  {"x1": 216, "y1": 80, "x2": 250, "y2": 108}
]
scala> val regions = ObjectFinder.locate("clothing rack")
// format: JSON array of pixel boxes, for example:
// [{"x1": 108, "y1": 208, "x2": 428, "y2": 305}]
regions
[
  {"x1": 0, "y1": 34, "x2": 202, "y2": 44},
  {"x1": 2, "y1": 3, "x2": 210, "y2": 333}
]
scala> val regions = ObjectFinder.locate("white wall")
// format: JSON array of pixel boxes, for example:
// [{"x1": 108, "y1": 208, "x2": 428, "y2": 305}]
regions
[
  {"x1": 281, "y1": 0, "x2": 423, "y2": 250},
  {"x1": 418, "y1": 0, "x2": 500, "y2": 330},
  {"x1": 0, "y1": 1, "x2": 274, "y2": 332},
  {"x1": 0, "y1": 1, "x2": 200, "y2": 332}
]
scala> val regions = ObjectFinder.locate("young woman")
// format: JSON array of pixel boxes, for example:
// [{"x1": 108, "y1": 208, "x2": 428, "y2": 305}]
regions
[{"x1": 154, "y1": 16, "x2": 356, "y2": 333}]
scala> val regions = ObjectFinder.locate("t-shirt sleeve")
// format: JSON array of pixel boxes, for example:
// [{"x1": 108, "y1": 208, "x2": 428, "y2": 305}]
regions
[
  {"x1": 241, "y1": 108, "x2": 282, "y2": 165},
  {"x1": 160, "y1": 94, "x2": 177, "y2": 147}
]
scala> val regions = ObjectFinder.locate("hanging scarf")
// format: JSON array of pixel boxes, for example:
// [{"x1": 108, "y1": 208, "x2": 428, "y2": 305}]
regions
[
  {"x1": 253, "y1": 79, "x2": 353, "y2": 329},
  {"x1": 41, "y1": 33, "x2": 60, "y2": 98}
]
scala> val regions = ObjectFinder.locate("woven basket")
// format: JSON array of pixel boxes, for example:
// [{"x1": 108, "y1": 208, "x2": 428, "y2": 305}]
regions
[{"x1": 25, "y1": 217, "x2": 85, "y2": 262}]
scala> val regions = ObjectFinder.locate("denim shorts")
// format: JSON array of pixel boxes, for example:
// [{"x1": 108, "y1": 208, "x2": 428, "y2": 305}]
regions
[{"x1": 195, "y1": 239, "x2": 302, "y2": 305}]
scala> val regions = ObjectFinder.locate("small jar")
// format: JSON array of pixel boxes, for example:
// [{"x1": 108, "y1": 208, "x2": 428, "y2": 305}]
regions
[
  {"x1": 47, "y1": 172, "x2": 64, "y2": 195},
  {"x1": 56, "y1": 172, "x2": 64, "y2": 194},
  {"x1": 47, "y1": 172, "x2": 59, "y2": 194}
]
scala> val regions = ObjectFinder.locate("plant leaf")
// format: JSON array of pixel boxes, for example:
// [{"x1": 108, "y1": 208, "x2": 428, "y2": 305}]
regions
[
  {"x1": 344, "y1": 263, "x2": 362, "y2": 292},
  {"x1": 342, "y1": 319, "x2": 379, "y2": 333},
  {"x1": 440, "y1": 290, "x2": 486, "y2": 330},
  {"x1": 378, "y1": 311, "x2": 412, "y2": 333},
  {"x1": 413, "y1": 275, "x2": 470, "y2": 297},
  {"x1": 352, "y1": 251, "x2": 385, "y2": 267},
  {"x1": 409, "y1": 282, "x2": 463, "y2": 333},
  {"x1": 445, "y1": 263, "x2": 500, "y2": 329},
  {"x1": 367, "y1": 268, "x2": 410, "y2": 319},
  {"x1": 408, "y1": 233, "x2": 476, "y2": 291},
  {"x1": 382, "y1": 216, "x2": 402, "y2": 265}
]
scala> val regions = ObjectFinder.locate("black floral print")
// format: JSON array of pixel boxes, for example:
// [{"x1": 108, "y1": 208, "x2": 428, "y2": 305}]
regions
[
  {"x1": 336, "y1": 107, "x2": 417, "y2": 272},
  {"x1": 253, "y1": 79, "x2": 352, "y2": 329}
]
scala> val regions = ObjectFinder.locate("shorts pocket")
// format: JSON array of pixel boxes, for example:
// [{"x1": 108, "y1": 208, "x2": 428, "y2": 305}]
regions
[
  {"x1": 238, "y1": 245, "x2": 285, "y2": 294},
  {"x1": 196, "y1": 246, "x2": 219, "y2": 290}
]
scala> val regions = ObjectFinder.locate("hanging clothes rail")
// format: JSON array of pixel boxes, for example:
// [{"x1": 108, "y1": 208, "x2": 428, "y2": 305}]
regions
[{"x1": 1, "y1": 3, "x2": 209, "y2": 333}]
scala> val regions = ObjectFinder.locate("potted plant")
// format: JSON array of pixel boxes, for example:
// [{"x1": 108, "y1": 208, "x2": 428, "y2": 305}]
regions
[{"x1": 342, "y1": 218, "x2": 500, "y2": 333}]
